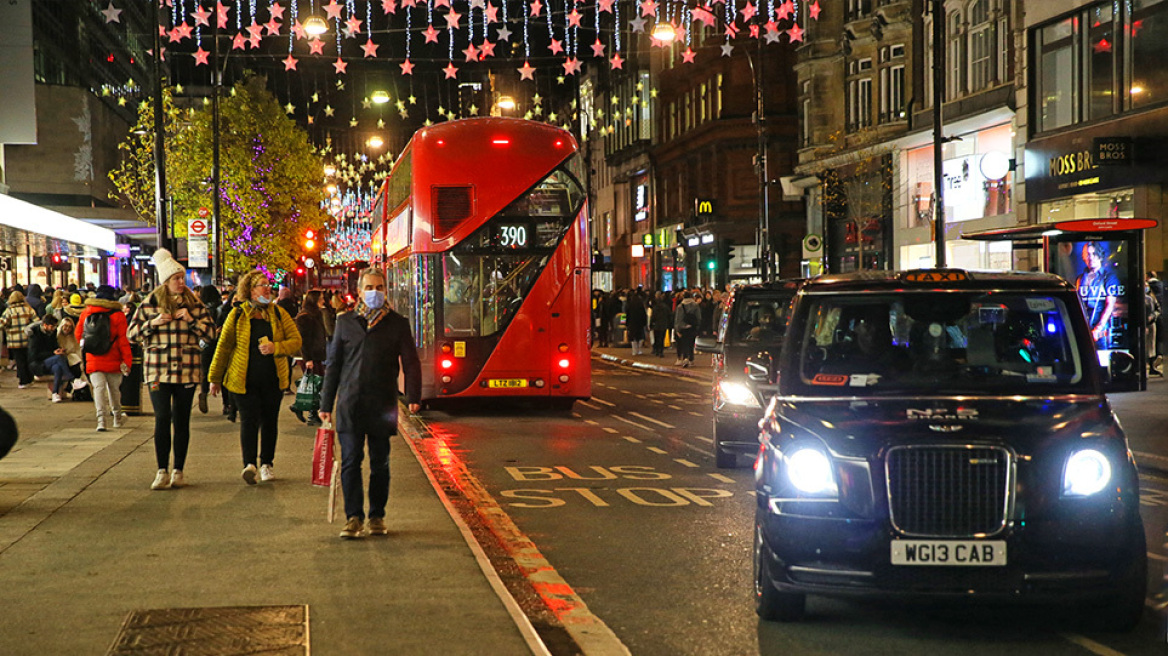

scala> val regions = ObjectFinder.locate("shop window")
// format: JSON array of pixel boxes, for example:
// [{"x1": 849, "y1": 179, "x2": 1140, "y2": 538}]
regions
[{"x1": 1131, "y1": 0, "x2": 1168, "y2": 109}]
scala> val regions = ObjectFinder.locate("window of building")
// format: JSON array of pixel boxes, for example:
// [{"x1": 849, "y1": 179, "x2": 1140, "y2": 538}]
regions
[
  {"x1": 801, "y1": 80, "x2": 812, "y2": 146},
  {"x1": 846, "y1": 0, "x2": 871, "y2": 21},
  {"x1": 948, "y1": 11, "x2": 965, "y2": 99},
  {"x1": 997, "y1": 9, "x2": 1010, "y2": 83},
  {"x1": 880, "y1": 64, "x2": 906, "y2": 122},
  {"x1": 968, "y1": 0, "x2": 993, "y2": 91},
  {"x1": 1037, "y1": 17, "x2": 1077, "y2": 131},
  {"x1": 1087, "y1": 3, "x2": 1116, "y2": 120},
  {"x1": 1131, "y1": 0, "x2": 1168, "y2": 109}
]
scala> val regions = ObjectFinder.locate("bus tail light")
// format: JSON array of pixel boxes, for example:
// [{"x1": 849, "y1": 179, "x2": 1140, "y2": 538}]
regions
[
  {"x1": 441, "y1": 343, "x2": 453, "y2": 354},
  {"x1": 558, "y1": 358, "x2": 570, "y2": 369},
  {"x1": 441, "y1": 359, "x2": 454, "y2": 370},
  {"x1": 558, "y1": 343, "x2": 569, "y2": 352},
  {"x1": 558, "y1": 375, "x2": 569, "y2": 383},
  {"x1": 533, "y1": 379, "x2": 545, "y2": 388},
  {"x1": 441, "y1": 375, "x2": 452, "y2": 384}
]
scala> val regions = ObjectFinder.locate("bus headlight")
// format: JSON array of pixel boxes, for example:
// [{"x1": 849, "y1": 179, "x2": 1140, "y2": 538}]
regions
[
  {"x1": 784, "y1": 448, "x2": 837, "y2": 496},
  {"x1": 718, "y1": 381, "x2": 759, "y2": 407},
  {"x1": 1062, "y1": 449, "x2": 1112, "y2": 497}
]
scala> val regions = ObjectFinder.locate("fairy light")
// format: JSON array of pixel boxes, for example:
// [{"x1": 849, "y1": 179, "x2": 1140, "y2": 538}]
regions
[
  {"x1": 289, "y1": 0, "x2": 298, "y2": 51},
  {"x1": 523, "y1": 0, "x2": 530, "y2": 58}
]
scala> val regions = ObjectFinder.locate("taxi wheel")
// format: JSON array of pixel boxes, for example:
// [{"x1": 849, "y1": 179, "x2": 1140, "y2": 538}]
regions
[
  {"x1": 754, "y1": 520, "x2": 805, "y2": 622},
  {"x1": 713, "y1": 418, "x2": 737, "y2": 469}
]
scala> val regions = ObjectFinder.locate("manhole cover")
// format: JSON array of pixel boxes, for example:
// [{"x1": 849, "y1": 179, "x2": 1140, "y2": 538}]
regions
[{"x1": 107, "y1": 605, "x2": 308, "y2": 655}]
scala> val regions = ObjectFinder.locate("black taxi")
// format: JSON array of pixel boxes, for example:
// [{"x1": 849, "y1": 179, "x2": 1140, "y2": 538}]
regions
[
  {"x1": 752, "y1": 270, "x2": 1146, "y2": 629},
  {"x1": 697, "y1": 281, "x2": 800, "y2": 468}
]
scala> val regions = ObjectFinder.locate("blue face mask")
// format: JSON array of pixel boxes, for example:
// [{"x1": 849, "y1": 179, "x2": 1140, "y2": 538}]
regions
[
  {"x1": 256, "y1": 295, "x2": 271, "y2": 305},
  {"x1": 363, "y1": 289, "x2": 386, "y2": 310}
]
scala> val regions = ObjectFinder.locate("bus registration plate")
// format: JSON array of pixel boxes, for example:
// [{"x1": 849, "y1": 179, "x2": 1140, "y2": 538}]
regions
[
  {"x1": 488, "y1": 379, "x2": 528, "y2": 389},
  {"x1": 891, "y1": 540, "x2": 1006, "y2": 566}
]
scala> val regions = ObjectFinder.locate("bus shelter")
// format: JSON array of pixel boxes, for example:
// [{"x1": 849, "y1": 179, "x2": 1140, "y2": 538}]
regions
[{"x1": 963, "y1": 217, "x2": 1158, "y2": 392}]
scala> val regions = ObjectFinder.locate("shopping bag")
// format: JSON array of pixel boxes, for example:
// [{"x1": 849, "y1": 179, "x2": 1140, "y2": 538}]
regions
[
  {"x1": 311, "y1": 423, "x2": 335, "y2": 487},
  {"x1": 291, "y1": 373, "x2": 322, "y2": 413}
]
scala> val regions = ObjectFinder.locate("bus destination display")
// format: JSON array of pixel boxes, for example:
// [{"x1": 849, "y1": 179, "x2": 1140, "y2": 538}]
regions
[{"x1": 494, "y1": 222, "x2": 530, "y2": 249}]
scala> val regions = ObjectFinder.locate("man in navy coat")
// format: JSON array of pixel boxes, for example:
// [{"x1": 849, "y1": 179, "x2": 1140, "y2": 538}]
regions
[{"x1": 320, "y1": 268, "x2": 421, "y2": 539}]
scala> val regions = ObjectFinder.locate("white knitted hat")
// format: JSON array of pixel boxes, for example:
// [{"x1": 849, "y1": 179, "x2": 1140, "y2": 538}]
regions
[{"x1": 152, "y1": 248, "x2": 186, "y2": 284}]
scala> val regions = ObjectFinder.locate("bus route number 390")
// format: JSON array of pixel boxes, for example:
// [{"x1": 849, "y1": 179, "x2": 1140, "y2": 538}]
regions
[{"x1": 497, "y1": 224, "x2": 528, "y2": 249}]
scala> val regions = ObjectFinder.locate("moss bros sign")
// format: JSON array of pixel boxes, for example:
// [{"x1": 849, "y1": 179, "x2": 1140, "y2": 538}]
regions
[{"x1": 1026, "y1": 127, "x2": 1168, "y2": 202}]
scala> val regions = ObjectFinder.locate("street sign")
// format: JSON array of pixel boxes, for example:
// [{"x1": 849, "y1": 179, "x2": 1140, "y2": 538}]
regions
[
  {"x1": 188, "y1": 217, "x2": 209, "y2": 237},
  {"x1": 188, "y1": 237, "x2": 209, "y2": 268},
  {"x1": 802, "y1": 233, "x2": 823, "y2": 259},
  {"x1": 197, "y1": 207, "x2": 210, "y2": 219}
]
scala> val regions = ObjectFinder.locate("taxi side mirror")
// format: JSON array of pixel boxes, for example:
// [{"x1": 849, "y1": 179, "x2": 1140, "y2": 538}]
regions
[
  {"x1": 1107, "y1": 350, "x2": 1137, "y2": 385},
  {"x1": 695, "y1": 336, "x2": 723, "y2": 354}
]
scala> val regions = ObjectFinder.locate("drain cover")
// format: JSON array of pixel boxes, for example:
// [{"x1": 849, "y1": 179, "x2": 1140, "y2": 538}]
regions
[{"x1": 107, "y1": 605, "x2": 308, "y2": 655}]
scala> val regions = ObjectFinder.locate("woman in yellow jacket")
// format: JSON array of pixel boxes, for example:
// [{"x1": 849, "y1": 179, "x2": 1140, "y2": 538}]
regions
[{"x1": 208, "y1": 271, "x2": 301, "y2": 485}]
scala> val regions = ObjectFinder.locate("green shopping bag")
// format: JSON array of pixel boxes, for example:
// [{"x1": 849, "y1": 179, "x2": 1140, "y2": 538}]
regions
[{"x1": 291, "y1": 373, "x2": 322, "y2": 412}]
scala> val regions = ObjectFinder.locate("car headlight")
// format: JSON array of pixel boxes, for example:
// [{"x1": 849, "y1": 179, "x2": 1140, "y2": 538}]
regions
[
  {"x1": 1062, "y1": 448, "x2": 1112, "y2": 497},
  {"x1": 718, "y1": 380, "x2": 760, "y2": 408},
  {"x1": 784, "y1": 447, "x2": 837, "y2": 496}
]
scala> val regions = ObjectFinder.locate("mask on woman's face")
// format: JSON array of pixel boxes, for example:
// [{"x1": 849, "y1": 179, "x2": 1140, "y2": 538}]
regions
[
  {"x1": 255, "y1": 295, "x2": 271, "y2": 305},
  {"x1": 363, "y1": 289, "x2": 386, "y2": 310}
]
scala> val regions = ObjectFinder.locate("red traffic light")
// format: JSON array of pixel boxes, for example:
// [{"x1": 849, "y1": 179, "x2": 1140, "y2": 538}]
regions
[{"x1": 296, "y1": 267, "x2": 305, "y2": 276}]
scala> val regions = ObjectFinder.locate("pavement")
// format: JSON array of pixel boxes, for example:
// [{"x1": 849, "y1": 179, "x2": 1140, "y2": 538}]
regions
[{"x1": 0, "y1": 368, "x2": 538, "y2": 656}]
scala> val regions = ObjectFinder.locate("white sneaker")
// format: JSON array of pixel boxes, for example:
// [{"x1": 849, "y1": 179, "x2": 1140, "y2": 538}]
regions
[
  {"x1": 96, "y1": 416, "x2": 107, "y2": 432},
  {"x1": 170, "y1": 470, "x2": 185, "y2": 488},
  {"x1": 151, "y1": 469, "x2": 171, "y2": 490},
  {"x1": 259, "y1": 464, "x2": 275, "y2": 482},
  {"x1": 51, "y1": 393, "x2": 62, "y2": 403},
  {"x1": 242, "y1": 464, "x2": 257, "y2": 485},
  {"x1": 113, "y1": 412, "x2": 126, "y2": 428}
]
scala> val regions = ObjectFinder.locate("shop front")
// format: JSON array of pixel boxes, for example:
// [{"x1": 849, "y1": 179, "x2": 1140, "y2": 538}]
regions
[
  {"x1": 1024, "y1": 113, "x2": 1168, "y2": 273},
  {"x1": 897, "y1": 121, "x2": 1018, "y2": 270}
]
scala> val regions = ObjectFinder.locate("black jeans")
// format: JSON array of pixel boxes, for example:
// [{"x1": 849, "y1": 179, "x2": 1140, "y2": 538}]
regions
[
  {"x1": 677, "y1": 330, "x2": 697, "y2": 362},
  {"x1": 149, "y1": 383, "x2": 197, "y2": 470},
  {"x1": 338, "y1": 422, "x2": 392, "y2": 521},
  {"x1": 11, "y1": 348, "x2": 30, "y2": 386},
  {"x1": 652, "y1": 328, "x2": 668, "y2": 356},
  {"x1": 236, "y1": 382, "x2": 282, "y2": 467}
]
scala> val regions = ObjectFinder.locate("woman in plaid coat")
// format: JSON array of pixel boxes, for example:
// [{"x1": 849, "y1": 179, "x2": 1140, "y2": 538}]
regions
[
  {"x1": 0, "y1": 291, "x2": 38, "y2": 387},
  {"x1": 128, "y1": 250, "x2": 215, "y2": 491}
]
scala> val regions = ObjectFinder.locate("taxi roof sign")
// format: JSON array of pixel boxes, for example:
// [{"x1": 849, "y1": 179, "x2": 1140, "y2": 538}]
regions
[{"x1": 901, "y1": 270, "x2": 969, "y2": 283}]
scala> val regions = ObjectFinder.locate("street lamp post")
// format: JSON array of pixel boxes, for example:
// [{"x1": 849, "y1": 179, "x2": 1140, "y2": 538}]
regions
[
  {"x1": 755, "y1": 32, "x2": 771, "y2": 283},
  {"x1": 212, "y1": 10, "x2": 223, "y2": 282},
  {"x1": 931, "y1": 0, "x2": 947, "y2": 267},
  {"x1": 151, "y1": 0, "x2": 169, "y2": 254}
]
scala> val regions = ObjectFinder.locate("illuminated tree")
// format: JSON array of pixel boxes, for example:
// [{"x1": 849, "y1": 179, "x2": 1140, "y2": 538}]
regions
[{"x1": 111, "y1": 74, "x2": 327, "y2": 277}]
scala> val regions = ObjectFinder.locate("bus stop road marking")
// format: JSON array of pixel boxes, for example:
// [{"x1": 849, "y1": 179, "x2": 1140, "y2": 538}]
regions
[
  {"x1": 622, "y1": 436, "x2": 641, "y2": 444},
  {"x1": 591, "y1": 397, "x2": 616, "y2": 407},
  {"x1": 692, "y1": 435, "x2": 713, "y2": 444},
  {"x1": 675, "y1": 459, "x2": 699, "y2": 468},
  {"x1": 707, "y1": 473, "x2": 735, "y2": 483},
  {"x1": 629, "y1": 412, "x2": 675, "y2": 429},
  {"x1": 576, "y1": 401, "x2": 599, "y2": 410},
  {"x1": 688, "y1": 412, "x2": 703, "y2": 417},
  {"x1": 668, "y1": 405, "x2": 683, "y2": 410},
  {"x1": 646, "y1": 447, "x2": 668, "y2": 455},
  {"x1": 602, "y1": 427, "x2": 619, "y2": 434}
]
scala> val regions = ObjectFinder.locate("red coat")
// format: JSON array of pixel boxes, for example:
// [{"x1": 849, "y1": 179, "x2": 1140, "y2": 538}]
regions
[{"x1": 74, "y1": 299, "x2": 133, "y2": 374}]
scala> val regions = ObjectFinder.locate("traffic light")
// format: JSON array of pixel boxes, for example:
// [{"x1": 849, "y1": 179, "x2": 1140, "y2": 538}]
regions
[
  {"x1": 50, "y1": 254, "x2": 70, "y2": 271},
  {"x1": 718, "y1": 239, "x2": 736, "y2": 271},
  {"x1": 303, "y1": 228, "x2": 317, "y2": 252}
]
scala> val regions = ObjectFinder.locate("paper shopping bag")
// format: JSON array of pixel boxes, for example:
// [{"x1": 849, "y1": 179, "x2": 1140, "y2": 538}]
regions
[{"x1": 311, "y1": 423, "x2": 335, "y2": 487}]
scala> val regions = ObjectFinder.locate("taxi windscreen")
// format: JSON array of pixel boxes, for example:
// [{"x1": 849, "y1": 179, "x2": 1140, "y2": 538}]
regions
[{"x1": 792, "y1": 292, "x2": 1091, "y2": 395}]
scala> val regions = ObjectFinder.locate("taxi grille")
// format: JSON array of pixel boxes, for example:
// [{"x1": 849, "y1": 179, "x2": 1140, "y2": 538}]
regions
[{"x1": 885, "y1": 445, "x2": 1010, "y2": 538}]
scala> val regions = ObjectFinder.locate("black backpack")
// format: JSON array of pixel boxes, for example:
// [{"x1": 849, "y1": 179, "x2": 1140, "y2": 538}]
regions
[{"x1": 82, "y1": 312, "x2": 113, "y2": 355}]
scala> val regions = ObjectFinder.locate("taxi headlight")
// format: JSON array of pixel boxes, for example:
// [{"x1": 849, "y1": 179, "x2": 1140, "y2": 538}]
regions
[
  {"x1": 718, "y1": 381, "x2": 760, "y2": 407},
  {"x1": 1062, "y1": 449, "x2": 1112, "y2": 497},
  {"x1": 784, "y1": 448, "x2": 837, "y2": 496}
]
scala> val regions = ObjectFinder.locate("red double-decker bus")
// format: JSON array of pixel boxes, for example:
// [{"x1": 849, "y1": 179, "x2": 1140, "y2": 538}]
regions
[{"x1": 368, "y1": 117, "x2": 591, "y2": 408}]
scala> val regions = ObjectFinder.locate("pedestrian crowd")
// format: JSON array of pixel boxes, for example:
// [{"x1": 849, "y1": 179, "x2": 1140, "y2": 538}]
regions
[
  {"x1": 0, "y1": 251, "x2": 422, "y2": 540},
  {"x1": 591, "y1": 286, "x2": 725, "y2": 367}
]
